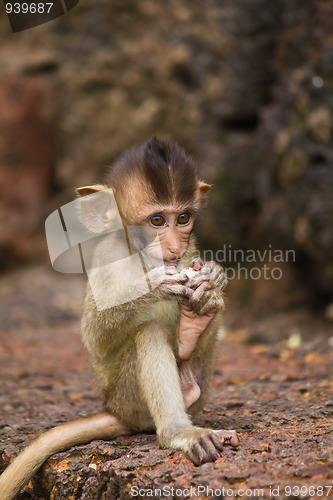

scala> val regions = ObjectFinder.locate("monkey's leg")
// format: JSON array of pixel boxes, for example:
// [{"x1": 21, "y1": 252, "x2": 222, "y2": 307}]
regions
[
  {"x1": 135, "y1": 322, "x2": 239, "y2": 465},
  {"x1": 0, "y1": 413, "x2": 131, "y2": 500}
]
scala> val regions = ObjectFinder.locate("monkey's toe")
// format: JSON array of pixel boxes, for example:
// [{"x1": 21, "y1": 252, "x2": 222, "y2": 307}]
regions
[
  {"x1": 215, "y1": 429, "x2": 240, "y2": 448},
  {"x1": 189, "y1": 437, "x2": 219, "y2": 465}
]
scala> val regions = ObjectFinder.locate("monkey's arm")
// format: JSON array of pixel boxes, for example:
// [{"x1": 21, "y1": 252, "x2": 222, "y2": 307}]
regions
[
  {"x1": 136, "y1": 321, "x2": 239, "y2": 465},
  {"x1": 86, "y1": 262, "x2": 189, "y2": 307},
  {"x1": 81, "y1": 264, "x2": 193, "y2": 359}
]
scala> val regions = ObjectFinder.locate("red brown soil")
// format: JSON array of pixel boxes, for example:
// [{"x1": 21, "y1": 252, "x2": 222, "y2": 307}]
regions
[{"x1": 0, "y1": 267, "x2": 332, "y2": 499}]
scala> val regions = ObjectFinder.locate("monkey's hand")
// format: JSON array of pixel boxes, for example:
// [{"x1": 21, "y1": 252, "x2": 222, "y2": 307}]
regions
[
  {"x1": 188, "y1": 285, "x2": 224, "y2": 316},
  {"x1": 185, "y1": 260, "x2": 226, "y2": 316},
  {"x1": 161, "y1": 425, "x2": 239, "y2": 466},
  {"x1": 189, "y1": 259, "x2": 228, "y2": 291},
  {"x1": 150, "y1": 266, "x2": 192, "y2": 303}
]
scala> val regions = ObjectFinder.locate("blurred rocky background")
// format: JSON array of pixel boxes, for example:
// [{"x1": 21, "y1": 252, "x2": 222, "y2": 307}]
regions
[
  {"x1": 1, "y1": 3, "x2": 333, "y2": 497},
  {"x1": 0, "y1": 0, "x2": 332, "y2": 313}
]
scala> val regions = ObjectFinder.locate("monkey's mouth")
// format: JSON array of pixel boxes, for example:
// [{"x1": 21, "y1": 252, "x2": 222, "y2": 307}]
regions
[{"x1": 164, "y1": 259, "x2": 179, "y2": 268}]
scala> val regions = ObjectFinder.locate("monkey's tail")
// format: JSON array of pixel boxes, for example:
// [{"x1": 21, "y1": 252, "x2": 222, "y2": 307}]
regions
[{"x1": 0, "y1": 412, "x2": 131, "y2": 500}]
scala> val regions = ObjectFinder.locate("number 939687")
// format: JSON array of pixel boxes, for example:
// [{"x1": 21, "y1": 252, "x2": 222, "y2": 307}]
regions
[{"x1": 5, "y1": 2, "x2": 53, "y2": 14}]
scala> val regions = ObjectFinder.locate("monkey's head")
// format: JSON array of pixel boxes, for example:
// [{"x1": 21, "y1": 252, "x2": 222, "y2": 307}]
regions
[{"x1": 77, "y1": 137, "x2": 210, "y2": 267}]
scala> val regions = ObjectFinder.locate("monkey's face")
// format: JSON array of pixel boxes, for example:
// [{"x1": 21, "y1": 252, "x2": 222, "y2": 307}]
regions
[{"x1": 145, "y1": 209, "x2": 195, "y2": 267}]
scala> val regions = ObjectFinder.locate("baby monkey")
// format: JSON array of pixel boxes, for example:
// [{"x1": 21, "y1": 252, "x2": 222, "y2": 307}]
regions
[{"x1": 0, "y1": 137, "x2": 239, "y2": 500}]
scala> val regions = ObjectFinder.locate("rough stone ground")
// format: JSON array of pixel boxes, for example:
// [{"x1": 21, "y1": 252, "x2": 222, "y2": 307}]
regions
[{"x1": 0, "y1": 267, "x2": 332, "y2": 499}]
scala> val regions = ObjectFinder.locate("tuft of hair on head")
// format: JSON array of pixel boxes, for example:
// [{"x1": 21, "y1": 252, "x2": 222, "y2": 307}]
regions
[
  {"x1": 142, "y1": 136, "x2": 198, "y2": 205},
  {"x1": 104, "y1": 137, "x2": 210, "y2": 210}
]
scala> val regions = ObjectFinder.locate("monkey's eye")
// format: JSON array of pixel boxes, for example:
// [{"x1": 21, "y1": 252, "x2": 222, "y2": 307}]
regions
[
  {"x1": 177, "y1": 213, "x2": 190, "y2": 225},
  {"x1": 150, "y1": 214, "x2": 165, "y2": 227}
]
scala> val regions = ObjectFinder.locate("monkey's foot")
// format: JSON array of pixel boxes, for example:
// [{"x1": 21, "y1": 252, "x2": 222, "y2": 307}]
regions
[
  {"x1": 182, "y1": 382, "x2": 201, "y2": 409},
  {"x1": 179, "y1": 362, "x2": 201, "y2": 408},
  {"x1": 163, "y1": 426, "x2": 239, "y2": 466},
  {"x1": 178, "y1": 304, "x2": 214, "y2": 360}
]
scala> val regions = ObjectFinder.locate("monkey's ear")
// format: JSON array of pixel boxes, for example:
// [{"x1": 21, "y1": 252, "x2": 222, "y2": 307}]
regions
[
  {"x1": 198, "y1": 181, "x2": 211, "y2": 193},
  {"x1": 76, "y1": 184, "x2": 107, "y2": 197},
  {"x1": 76, "y1": 184, "x2": 121, "y2": 233},
  {"x1": 197, "y1": 180, "x2": 211, "y2": 207}
]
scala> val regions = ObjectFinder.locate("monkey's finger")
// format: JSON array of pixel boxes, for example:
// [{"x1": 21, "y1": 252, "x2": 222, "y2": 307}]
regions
[
  {"x1": 149, "y1": 266, "x2": 188, "y2": 287},
  {"x1": 164, "y1": 272, "x2": 189, "y2": 285},
  {"x1": 214, "y1": 274, "x2": 228, "y2": 290},
  {"x1": 187, "y1": 448, "x2": 201, "y2": 466},
  {"x1": 174, "y1": 287, "x2": 193, "y2": 307},
  {"x1": 188, "y1": 273, "x2": 211, "y2": 289},
  {"x1": 164, "y1": 284, "x2": 192, "y2": 301},
  {"x1": 190, "y1": 441, "x2": 210, "y2": 465},
  {"x1": 201, "y1": 261, "x2": 215, "y2": 274},
  {"x1": 211, "y1": 270, "x2": 227, "y2": 289},
  {"x1": 179, "y1": 273, "x2": 192, "y2": 284},
  {"x1": 199, "y1": 435, "x2": 220, "y2": 462},
  {"x1": 190, "y1": 293, "x2": 210, "y2": 314},
  {"x1": 197, "y1": 305, "x2": 219, "y2": 317},
  {"x1": 190, "y1": 295, "x2": 211, "y2": 315},
  {"x1": 164, "y1": 267, "x2": 186, "y2": 278},
  {"x1": 209, "y1": 432, "x2": 225, "y2": 451},
  {"x1": 188, "y1": 283, "x2": 211, "y2": 308},
  {"x1": 191, "y1": 291, "x2": 220, "y2": 315},
  {"x1": 196, "y1": 298, "x2": 221, "y2": 316},
  {"x1": 195, "y1": 290, "x2": 224, "y2": 315},
  {"x1": 191, "y1": 258, "x2": 204, "y2": 271},
  {"x1": 201, "y1": 262, "x2": 227, "y2": 289},
  {"x1": 171, "y1": 284, "x2": 191, "y2": 296},
  {"x1": 203, "y1": 264, "x2": 223, "y2": 281}
]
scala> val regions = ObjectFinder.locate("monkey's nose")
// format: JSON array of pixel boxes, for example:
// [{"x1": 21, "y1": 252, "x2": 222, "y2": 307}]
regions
[{"x1": 168, "y1": 247, "x2": 181, "y2": 258}]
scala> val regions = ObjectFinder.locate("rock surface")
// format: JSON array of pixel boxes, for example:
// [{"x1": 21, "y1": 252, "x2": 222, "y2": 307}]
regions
[{"x1": 0, "y1": 266, "x2": 332, "y2": 499}]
